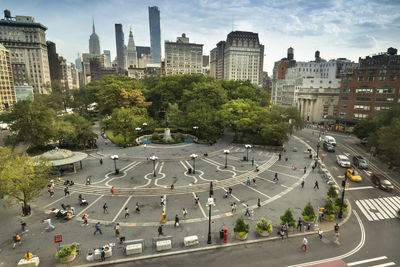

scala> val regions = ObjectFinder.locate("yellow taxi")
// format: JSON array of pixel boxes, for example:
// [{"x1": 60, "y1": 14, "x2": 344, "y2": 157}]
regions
[{"x1": 345, "y1": 169, "x2": 362, "y2": 182}]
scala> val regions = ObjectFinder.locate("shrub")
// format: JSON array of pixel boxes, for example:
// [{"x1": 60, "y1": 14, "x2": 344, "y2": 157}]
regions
[
  {"x1": 55, "y1": 243, "x2": 76, "y2": 260},
  {"x1": 327, "y1": 185, "x2": 338, "y2": 199},
  {"x1": 151, "y1": 133, "x2": 161, "y2": 140},
  {"x1": 329, "y1": 214, "x2": 335, "y2": 220},
  {"x1": 234, "y1": 216, "x2": 250, "y2": 234},
  {"x1": 280, "y1": 208, "x2": 297, "y2": 227},
  {"x1": 324, "y1": 200, "x2": 335, "y2": 217},
  {"x1": 256, "y1": 218, "x2": 273, "y2": 233},
  {"x1": 333, "y1": 198, "x2": 348, "y2": 213},
  {"x1": 302, "y1": 202, "x2": 316, "y2": 221}
]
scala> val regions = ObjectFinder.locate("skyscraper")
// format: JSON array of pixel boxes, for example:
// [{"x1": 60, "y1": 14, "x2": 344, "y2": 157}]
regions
[
  {"x1": 126, "y1": 27, "x2": 137, "y2": 68},
  {"x1": 0, "y1": 44, "x2": 17, "y2": 111},
  {"x1": 103, "y1": 50, "x2": 111, "y2": 67},
  {"x1": 46, "y1": 41, "x2": 63, "y2": 82},
  {"x1": 115, "y1": 23, "x2": 125, "y2": 70},
  {"x1": 148, "y1": 6, "x2": 161, "y2": 64},
  {"x1": 89, "y1": 18, "x2": 101, "y2": 54}
]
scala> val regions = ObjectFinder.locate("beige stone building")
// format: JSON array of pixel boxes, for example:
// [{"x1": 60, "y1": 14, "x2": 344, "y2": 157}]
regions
[{"x1": 0, "y1": 44, "x2": 17, "y2": 111}]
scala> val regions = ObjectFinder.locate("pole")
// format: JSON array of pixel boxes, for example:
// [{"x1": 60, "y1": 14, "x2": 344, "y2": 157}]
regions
[
  {"x1": 193, "y1": 158, "x2": 196, "y2": 174},
  {"x1": 338, "y1": 176, "x2": 347, "y2": 219},
  {"x1": 207, "y1": 181, "x2": 213, "y2": 244},
  {"x1": 246, "y1": 148, "x2": 249, "y2": 161},
  {"x1": 225, "y1": 153, "x2": 228, "y2": 168},
  {"x1": 113, "y1": 159, "x2": 117, "y2": 174},
  {"x1": 153, "y1": 160, "x2": 156, "y2": 177}
]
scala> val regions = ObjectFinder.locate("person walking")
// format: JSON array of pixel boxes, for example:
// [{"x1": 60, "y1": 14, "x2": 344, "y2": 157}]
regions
[
  {"x1": 110, "y1": 187, "x2": 115, "y2": 195},
  {"x1": 334, "y1": 223, "x2": 340, "y2": 243},
  {"x1": 194, "y1": 195, "x2": 199, "y2": 208},
  {"x1": 297, "y1": 218, "x2": 303, "y2": 231},
  {"x1": 252, "y1": 178, "x2": 256, "y2": 185},
  {"x1": 20, "y1": 221, "x2": 26, "y2": 232},
  {"x1": 279, "y1": 153, "x2": 282, "y2": 160},
  {"x1": 318, "y1": 229, "x2": 323, "y2": 239},
  {"x1": 82, "y1": 214, "x2": 88, "y2": 226},
  {"x1": 246, "y1": 177, "x2": 251, "y2": 185},
  {"x1": 284, "y1": 223, "x2": 289, "y2": 238},
  {"x1": 301, "y1": 237, "x2": 308, "y2": 252},
  {"x1": 182, "y1": 208, "x2": 188, "y2": 219},
  {"x1": 285, "y1": 157, "x2": 288, "y2": 161},
  {"x1": 257, "y1": 198, "x2": 261, "y2": 208},
  {"x1": 170, "y1": 184, "x2": 174, "y2": 190},
  {"x1": 94, "y1": 222, "x2": 102, "y2": 235},
  {"x1": 304, "y1": 166, "x2": 307, "y2": 174},
  {"x1": 12, "y1": 233, "x2": 21, "y2": 249},
  {"x1": 48, "y1": 184, "x2": 54, "y2": 197},
  {"x1": 114, "y1": 223, "x2": 120, "y2": 237},
  {"x1": 228, "y1": 187, "x2": 232, "y2": 195},
  {"x1": 103, "y1": 203, "x2": 109, "y2": 214},
  {"x1": 280, "y1": 227, "x2": 285, "y2": 240},
  {"x1": 124, "y1": 207, "x2": 129, "y2": 218},
  {"x1": 314, "y1": 181, "x2": 319, "y2": 189},
  {"x1": 135, "y1": 202, "x2": 140, "y2": 213},
  {"x1": 231, "y1": 202, "x2": 237, "y2": 213},
  {"x1": 274, "y1": 173, "x2": 278, "y2": 181},
  {"x1": 64, "y1": 186, "x2": 69, "y2": 196},
  {"x1": 86, "y1": 177, "x2": 91, "y2": 185},
  {"x1": 160, "y1": 196, "x2": 165, "y2": 207},
  {"x1": 100, "y1": 247, "x2": 105, "y2": 261},
  {"x1": 43, "y1": 218, "x2": 55, "y2": 230},
  {"x1": 100, "y1": 158, "x2": 103, "y2": 165},
  {"x1": 158, "y1": 225, "x2": 164, "y2": 236},
  {"x1": 301, "y1": 179, "x2": 305, "y2": 188},
  {"x1": 245, "y1": 205, "x2": 250, "y2": 216},
  {"x1": 174, "y1": 215, "x2": 180, "y2": 227}
]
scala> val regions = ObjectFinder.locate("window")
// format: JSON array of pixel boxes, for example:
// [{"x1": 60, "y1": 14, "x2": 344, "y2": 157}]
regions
[
  {"x1": 355, "y1": 88, "x2": 373, "y2": 93},
  {"x1": 368, "y1": 76, "x2": 374, "y2": 82},
  {"x1": 390, "y1": 76, "x2": 397, "y2": 81},
  {"x1": 341, "y1": 96, "x2": 349, "y2": 100},
  {"x1": 354, "y1": 105, "x2": 370, "y2": 110},
  {"x1": 358, "y1": 76, "x2": 364, "y2": 81},
  {"x1": 374, "y1": 106, "x2": 391, "y2": 111},
  {"x1": 376, "y1": 98, "x2": 393, "y2": 102},
  {"x1": 355, "y1": 97, "x2": 371, "y2": 101},
  {"x1": 339, "y1": 112, "x2": 346, "y2": 117},
  {"x1": 342, "y1": 87, "x2": 350, "y2": 93},
  {"x1": 354, "y1": 113, "x2": 368, "y2": 119},
  {"x1": 376, "y1": 87, "x2": 394, "y2": 94}
]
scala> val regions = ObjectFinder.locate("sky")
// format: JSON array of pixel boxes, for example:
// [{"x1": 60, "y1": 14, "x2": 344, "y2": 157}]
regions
[{"x1": 2, "y1": 0, "x2": 400, "y2": 74}]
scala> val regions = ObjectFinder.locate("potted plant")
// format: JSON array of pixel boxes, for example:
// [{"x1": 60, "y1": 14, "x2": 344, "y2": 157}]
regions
[
  {"x1": 234, "y1": 216, "x2": 250, "y2": 240},
  {"x1": 323, "y1": 200, "x2": 335, "y2": 220},
  {"x1": 55, "y1": 243, "x2": 77, "y2": 263},
  {"x1": 302, "y1": 202, "x2": 316, "y2": 223},
  {"x1": 333, "y1": 198, "x2": 348, "y2": 214},
  {"x1": 255, "y1": 218, "x2": 273, "y2": 237},
  {"x1": 280, "y1": 208, "x2": 297, "y2": 231}
]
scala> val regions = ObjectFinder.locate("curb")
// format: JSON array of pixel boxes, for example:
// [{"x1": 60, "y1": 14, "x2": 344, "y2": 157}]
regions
[{"x1": 73, "y1": 200, "x2": 353, "y2": 267}]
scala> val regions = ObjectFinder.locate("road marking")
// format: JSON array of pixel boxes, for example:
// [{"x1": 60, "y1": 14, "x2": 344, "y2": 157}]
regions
[
  {"x1": 371, "y1": 199, "x2": 392, "y2": 219},
  {"x1": 381, "y1": 197, "x2": 399, "y2": 215},
  {"x1": 280, "y1": 184, "x2": 290, "y2": 189},
  {"x1": 355, "y1": 201, "x2": 373, "y2": 221},
  {"x1": 112, "y1": 196, "x2": 132, "y2": 222},
  {"x1": 364, "y1": 199, "x2": 384, "y2": 220},
  {"x1": 347, "y1": 256, "x2": 388, "y2": 266},
  {"x1": 240, "y1": 183, "x2": 271, "y2": 198},
  {"x1": 192, "y1": 192, "x2": 207, "y2": 218},
  {"x1": 355, "y1": 196, "x2": 400, "y2": 221},
  {"x1": 256, "y1": 176, "x2": 276, "y2": 184},
  {"x1": 43, "y1": 192, "x2": 76, "y2": 209},
  {"x1": 370, "y1": 262, "x2": 395, "y2": 267},
  {"x1": 76, "y1": 194, "x2": 104, "y2": 218},
  {"x1": 346, "y1": 186, "x2": 373, "y2": 191}
]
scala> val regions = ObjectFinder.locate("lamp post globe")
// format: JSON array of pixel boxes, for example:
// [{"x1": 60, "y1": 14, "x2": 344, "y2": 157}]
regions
[{"x1": 190, "y1": 153, "x2": 198, "y2": 174}]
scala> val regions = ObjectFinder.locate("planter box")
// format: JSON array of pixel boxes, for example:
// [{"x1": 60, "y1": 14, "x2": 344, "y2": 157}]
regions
[
  {"x1": 235, "y1": 233, "x2": 248, "y2": 240},
  {"x1": 184, "y1": 235, "x2": 199, "y2": 247},
  {"x1": 18, "y1": 257, "x2": 40, "y2": 267},
  {"x1": 59, "y1": 253, "x2": 76, "y2": 263},
  {"x1": 258, "y1": 231, "x2": 271, "y2": 237},
  {"x1": 125, "y1": 244, "x2": 142, "y2": 255},
  {"x1": 156, "y1": 240, "x2": 172, "y2": 251},
  {"x1": 287, "y1": 226, "x2": 294, "y2": 232},
  {"x1": 94, "y1": 249, "x2": 112, "y2": 260}
]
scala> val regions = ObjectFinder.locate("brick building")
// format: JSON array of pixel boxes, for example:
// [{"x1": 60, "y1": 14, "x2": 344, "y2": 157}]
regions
[{"x1": 338, "y1": 47, "x2": 400, "y2": 121}]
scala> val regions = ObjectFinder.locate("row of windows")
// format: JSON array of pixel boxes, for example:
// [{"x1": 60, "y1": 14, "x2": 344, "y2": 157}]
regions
[
  {"x1": 341, "y1": 96, "x2": 398, "y2": 102},
  {"x1": 342, "y1": 87, "x2": 397, "y2": 94}
]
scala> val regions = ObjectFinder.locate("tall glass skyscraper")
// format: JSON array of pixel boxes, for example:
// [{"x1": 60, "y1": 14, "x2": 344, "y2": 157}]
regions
[
  {"x1": 148, "y1": 6, "x2": 161, "y2": 64},
  {"x1": 115, "y1": 23, "x2": 125, "y2": 70}
]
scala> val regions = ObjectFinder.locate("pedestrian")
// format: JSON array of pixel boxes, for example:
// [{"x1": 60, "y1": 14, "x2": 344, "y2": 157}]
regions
[
  {"x1": 231, "y1": 202, "x2": 237, "y2": 213},
  {"x1": 312, "y1": 165, "x2": 316, "y2": 171},
  {"x1": 100, "y1": 158, "x2": 103, "y2": 165},
  {"x1": 194, "y1": 195, "x2": 199, "y2": 207},
  {"x1": 314, "y1": 181, "x2": 319, "y2": 189},
  {"x1": 114, "y1": 223, "x2": 120, "y2": 237},
  {"x1": 160, "y1": 196, "x2": 165, "y2": 206},
  {"x1": 301, "y1": 179, "x2": 305, "y2": 188},
  {"x1": 82, "y1": 214, "x2": 88, "y2": 225},
  {"x1": 274, "y1": 172, "x2": 278, "y2": 181},
  {"x1": 124, "y1": 207, "x2": 129, "y2": 218},
  {"x1": 228, "y1": 187, "x2": 232, "y2": 195},
  {"x1": 100, "y1": 247, "x2": 105, "y2": 261},
  {"x1": 257, "y1": 198, "x2": 261, "y2": 208},
  {"x1": 246, "y1": 177, "x2": 251, "y2": 185},
  {"x1": 223, "y1": 191, "x2": 228, "y2": 198},
  {"x1": 158, "y1": 225, "x2": 164, "y2": 236},
  {"x1": 94, "y1": 222, "x2": 102, "y2": 235},
  {"x1": 135, "y1": 202, "x2": 140, "y2": 213},
  {"x1": 43, "y1": 218, "x2": 55, "y2": 230},
  {"x1": 284, "y1": 223, "x2": 289, "y2": 238},
  {"x1": 250, "y1": 209, "x2": 254, "y2": 220},
  {"x1": 111, "y1": 187, "x2": 115, "y2": 195},
  {"x1": 304, "y1": 166, "x2": 307, "y2": 174},
  {"x1": 174, "y1": 215, "x2": 179, "y2": 227},
  {"x1": 86, "y1": 177, "x2": 91, "y2": 185},
  {"x1": 12, "y1": 233, "x2": 21, "y2": 249},
  {"x1": 318, "y1": 210, "x2": 323, "y2": 222},
  {"x1": 182, "y1": 208, "x2": 188, "y2": 219},
  {"x1": 64, "y1": 186, "x2": 69, "y2": 196},
  {"x1": 245, "y1": 205, "x2": 250, "y2": 216},
  {"x1": 279, "y1": 153, "x2": 282, "y2": 160},
  {"x1": 20, "y1": 221, "x2": 26, "y2": 232},
  {"x1": 285, "y1": 157, "x2": 288, "y2": 161},
  {"x1": 251, "y1": 158, "x2": 254, "y2": 166},
  {"x1": 297, "y1": 218, "x2": 302, "y2": 231},
  {"x1": 280, "y1": 227, "x2": 285, "y2": 240},
  {"x1": 252, "y1": 178, "x2": 256, "y2": 185},
  {"x1": 334, "y1": 223, "x2": 340, "y2": 242},
  {"x1": 301, "y1": 237, "x2": 308, "y2": 252},
  {"x1": 318, "y1": 229, "x2": 323, "y2": 239},
  {"x1": 103, "y1": 203, "x2": 109, "y2": 214},
  {"x1": 170, "y1": 184, "x2": 174, "y2": 190}
]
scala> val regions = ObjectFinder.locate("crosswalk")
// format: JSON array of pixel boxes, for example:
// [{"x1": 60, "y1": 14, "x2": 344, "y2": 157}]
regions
[
  {"x1": 355, "y1": 196, "x2": 400, "y2": 221},
  {"x1": 347, "y1": 256, "x2": 396, "y2": 266}
]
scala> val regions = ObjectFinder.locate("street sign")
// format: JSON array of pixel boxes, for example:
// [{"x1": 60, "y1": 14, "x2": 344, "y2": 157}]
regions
[{"x1": 54, "y1": 234, "x2": 62, "y2": 243}]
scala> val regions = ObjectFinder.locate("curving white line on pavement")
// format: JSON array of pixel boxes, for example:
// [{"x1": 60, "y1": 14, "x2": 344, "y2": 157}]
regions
[
  {"x1": 105, "y1": 161, "x2": 141, "y2": 187},
  {"x1": 93, "y1": 161, "x2": 138, "y2": 185},
  {"x1": 154, "y1": 162, "x2": 167, "y2": 187},
  {"x1": 286, "y1": 210, "x2": 365, "y2": 267},
  {"x1": 180, "y1": 161, "x2": 198, "y2": 183},
  {"x1": 201, "y1": 157, "x2": 237, "y2": 176}
]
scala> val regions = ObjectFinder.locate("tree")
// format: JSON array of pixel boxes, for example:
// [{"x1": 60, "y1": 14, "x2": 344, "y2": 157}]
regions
[
  {"x1": 0, "y1": 147, "x2": 51, "y2": 216},
  {"x1": 377, "y1": 118, "x2": 400, "y2": 166},
  {"x1": 280, "y1": 208, "x2": 297, "y2": 227},
  {"x1": 302, "y1": 202, "x2": 316, "y2": 221},
  {"x1": 327, "y1": 185, "x2": 338, "y2": 200}
]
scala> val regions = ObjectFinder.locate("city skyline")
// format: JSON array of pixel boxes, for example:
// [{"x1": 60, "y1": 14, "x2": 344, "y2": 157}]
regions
[{"x1": 2, "y1": 0, "x2": 400, "y2": 73}]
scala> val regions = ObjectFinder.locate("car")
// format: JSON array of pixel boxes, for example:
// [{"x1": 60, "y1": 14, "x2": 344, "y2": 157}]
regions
[
  {"x1": 336, "y1": 155, "x2": 351, "y2": 168},
  {"x1": 353, "y1": 155, "x2": 368, "y2": 169},
  {"x1": 371, "y1": 173, "x2": 394, "y2": 191},
  {"x1": 345, "y1": 169, "x2": 362, "y2": 182},
  {"x1": 324, "y1": 136, "x2": 336, "y2": 146},
  {"x1": 323, "y1": 142, "x2": 335, "y2": 152}
]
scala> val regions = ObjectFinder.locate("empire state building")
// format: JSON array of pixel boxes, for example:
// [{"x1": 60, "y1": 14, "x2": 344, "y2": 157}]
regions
[{"x1": 89, "y1": 19, "x2": 101, "y2": 54}]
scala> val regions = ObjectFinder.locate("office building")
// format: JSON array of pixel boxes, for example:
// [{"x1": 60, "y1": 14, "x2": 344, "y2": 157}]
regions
[
  {"x1": 338, "y1": 47, "x2": 400, "y2": 121},
  {"x1": 81, "y1": 53, "x2": 106, "y2": 84},
  {"x1": 75, "y1": 53, "x2": 82, "y2": 71},
  {"x1": 210, "y1": 31, "x2": 264, "y2": 85},
  {"x1": 15, "y1": 84, "x2": 33, "y2": 101},
  {"x1": 89, "y1": 19, "x2": 101, "y2": 54},
  {"x1": 70, "y1": 63, "x2": 79, "y2": 89},
  {"x1": 148, "y1": 6, "x2": 161, "y2": 63},
  {"x1": 115, "y1": 23, "x2": 125, "y2": 70},
  {"x1": 59, "y1": 56, "x2": 73, "y2": 89},
  {"x1": 164, "y1": 33, "x2": 203, "y2": 75},
  {"x1": 0, "y1": 10, "x2": 51, "y2": 93},
  {"x1": 0, "y1": 43, "x2": 17, "y2": 111},
  {"x1": 103, "y1": 50, "x2": 111, "y2": 67},
  {"x1": 126, "y1": 27, "x2": 137, "y2": 68},
  {"x1": 136, "y1": 46, "x2": 151, "y2": 68},
  {"x1": 46, "y1": 41, "x2": 62, "y2": 82}
]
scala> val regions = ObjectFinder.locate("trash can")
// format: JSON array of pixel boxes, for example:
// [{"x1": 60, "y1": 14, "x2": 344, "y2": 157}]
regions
[
  {"x1": 188, "y1": 168, "x2": 192, "y2": 174},
  {"x1": 243, "y1": 156, "x2": 247, "y2": 161},
  {"x1": 120, "y1": 236, "x2": 126, "y2": 244},
  {"x1": 220, "y1": 229, "x2": 224, "y2": 238},
  {"x1": 116, "y1": 169, "x2": 120, "y2": 174}
]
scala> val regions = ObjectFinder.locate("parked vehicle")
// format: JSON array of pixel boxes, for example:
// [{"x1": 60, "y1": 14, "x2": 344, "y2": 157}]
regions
[
  {"x1": 324, "y1": 136, "x2": 336, "y2": 146},
  {"x1": 345, "y1": 169, "x2": 362, "y2": 182},
  {"x1": 323, "y1": 142, "x2": 335, "y2": 152},
  {"x1": 336, "y1": 155, "x2": 351, "y2": 168},
  {"x1": 353, "y1": 155, "x2": 368, "y2": 169},
  {"x1": 371, "y1": 173, "x2": 394, "y2": 191}
]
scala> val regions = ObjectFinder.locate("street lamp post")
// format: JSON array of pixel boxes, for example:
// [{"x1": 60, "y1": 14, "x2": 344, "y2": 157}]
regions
[
  {"x1": 338, "y1": 175, "x2": 348, "y2": 219},
  {"x1": 224, "y1": 149, "x2": 230, "y2": 168},
  {"x1": 316, "y1": 136, "x2": 322, "y2": 159},
  {"x1": 245, "y1": 144, "x2": 252, "y2": 161},
  {"x1": 149, "y1": 155, "x2": 158, "y2": 177},
  {"x1": 193, "y1": 126, "x2": 199, "y2": 140},
  {"x1": 190, "y1": 153, "x2": 198, "y2": 174},
  {"x1": 110, "y1": 155, "x2": 119, "y2": 174},
  {"x1": 207, "y1": 181, "x2": 214, "y2": 244}
]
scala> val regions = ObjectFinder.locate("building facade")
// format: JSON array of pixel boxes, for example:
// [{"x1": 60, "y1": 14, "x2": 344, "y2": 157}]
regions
[
  {"x1": 46, "y1": 41, "x2": 62, "y2": 82},
  {"x1": 115, "y1": 23, "x2": 125, "y2": 71},
  {"x1": 210, "y1": 31, "x2": 264, "y2": 85},
  {"x1": 15, "y1": 84, "x2": 33, "y2": 101},
  {"x1": 0, "y1": 11, "x2": 51, "y2": 93},
  {"x1": 0, "y1": 44, "x2": 17, "y2": 111},
  {"x1": 59, "y1": 56, "x2": 73, "y2": 89},
  {"x1": 103, "y1": 50, "x2": 111, "y2": 67},
  {"x1": 338, "y1": 47, "x2": 400, "y2": 120},
  {"x1": 136, "y1": 46, "x2": 151, "y2": 68},
  {"x1": 89, "y1": 19, "x2": 101, "y2": 54},
  {"x1": 164, "y1": 33, "x2": 203, "y2": 75},
  {"x1": 148, "y1": 6, "x2": 161, "y2": 64},
  {"x1": 126, "y1": 28, "x2": 137, "y2": 68},
  {"x1": 81, "y1": 53, "x2": 106, "y2": 85}
]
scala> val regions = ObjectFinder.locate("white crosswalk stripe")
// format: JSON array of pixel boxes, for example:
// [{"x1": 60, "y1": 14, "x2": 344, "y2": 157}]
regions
[
  {"x1": 355, "y1": 196, "x2": 400, "y2": 221},
  {"x1": 347, "y1": 256, "x2": 396, "y2": 267}
]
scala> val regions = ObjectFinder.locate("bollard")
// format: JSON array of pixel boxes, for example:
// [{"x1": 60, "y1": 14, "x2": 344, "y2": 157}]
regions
[{"x1": 223, "y1": 228, "x2": 228, "y2": 243}]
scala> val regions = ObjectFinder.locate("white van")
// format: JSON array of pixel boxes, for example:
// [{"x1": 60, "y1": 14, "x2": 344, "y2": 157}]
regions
[{"x1": 324, "y1": 136, "x2": 336, "y2": 146}]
